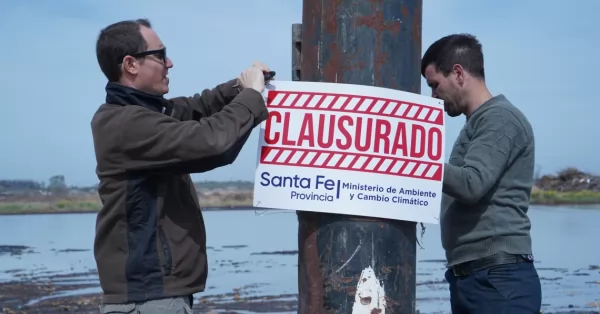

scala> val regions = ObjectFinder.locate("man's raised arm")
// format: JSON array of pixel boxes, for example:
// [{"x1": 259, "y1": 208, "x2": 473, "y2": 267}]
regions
[
  {"x1": 169, "y1": 79, "x2": 240, "y2": 121},
  {"x1": 118, "y1": 88, "x2": 267, "y2": 174},
  {"x1": 168, "y1": 61, "x2": 272, "y2": 121}
]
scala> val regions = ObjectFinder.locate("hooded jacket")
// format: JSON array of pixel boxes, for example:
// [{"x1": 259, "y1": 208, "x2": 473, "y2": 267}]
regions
[{"x1": 90, "y1": 79, "x2": 267, "y2": 303}]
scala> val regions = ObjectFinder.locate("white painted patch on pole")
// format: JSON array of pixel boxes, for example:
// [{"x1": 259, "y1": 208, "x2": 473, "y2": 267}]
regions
[{"x1": 352, "y1": 266, "x2": 386, "y2": 314}]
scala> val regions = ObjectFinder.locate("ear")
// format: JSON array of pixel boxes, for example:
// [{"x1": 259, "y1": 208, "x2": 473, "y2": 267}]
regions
[
  {"x1": 452, "y1": 64, "x2": 465, "y2": 85},
  {"x1": 122, "y1": 56, "x2": 139, "y2": 75}
]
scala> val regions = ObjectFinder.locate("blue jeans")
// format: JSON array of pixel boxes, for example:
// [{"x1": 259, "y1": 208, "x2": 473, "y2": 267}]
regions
[{"x1": 445, "y1": 261, "x2": 542, "y2": 314}]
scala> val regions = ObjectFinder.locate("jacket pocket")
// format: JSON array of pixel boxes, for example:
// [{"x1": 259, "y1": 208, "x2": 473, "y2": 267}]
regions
[{"x1": 156, "y1": 226, "x2": 173, "y2": 276}]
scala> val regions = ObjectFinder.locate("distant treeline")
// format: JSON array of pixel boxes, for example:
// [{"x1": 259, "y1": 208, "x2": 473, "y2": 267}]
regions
[
  {"x1": 0, "y1": 180, "x2": 45, "y2": 191},
  {"x1": 0, "y1": 177, "x2": 254, "y2": 193},
  {"x1": 193, "y1": 180, "x2": 253, "y2": 190},
  {"x1": 3, "y1": 167, "x2": 597, "y2": 194}
]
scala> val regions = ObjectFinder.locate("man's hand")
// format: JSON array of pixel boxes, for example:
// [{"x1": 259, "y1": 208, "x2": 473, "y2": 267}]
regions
[
  {"x1": 252, "y1": 60, "x2": 271, "y2": 74},
  {"x1": 237, "y1": 66, "x2": 265, "y2": 93},
  {"x1": 253, "y1": 60, "x2": 275, "y2": 83}
]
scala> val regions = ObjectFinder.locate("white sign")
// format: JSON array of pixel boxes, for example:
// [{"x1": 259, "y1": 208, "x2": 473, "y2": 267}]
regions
[{"x1": 253, "y1": 81, "x2": 445, "y2": 224}]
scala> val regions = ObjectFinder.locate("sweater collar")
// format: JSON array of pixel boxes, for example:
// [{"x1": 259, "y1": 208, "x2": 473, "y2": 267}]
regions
[{"x1": 466, "y1": 94, "x2": 506, "y2": 120}]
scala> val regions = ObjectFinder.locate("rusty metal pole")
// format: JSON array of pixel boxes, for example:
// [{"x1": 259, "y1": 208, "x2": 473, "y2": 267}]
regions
[
  {"x1": 292, "y1": 23, "x2": 302, "y2": 82},
  {"x1": 293, "y1": 0, "x2": 422, "y2": 313}
]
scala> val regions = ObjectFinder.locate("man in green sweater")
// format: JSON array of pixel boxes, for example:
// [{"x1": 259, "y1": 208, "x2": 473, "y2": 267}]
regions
[{"x1": 421, "y1": 34, "x2": 542, "y2": 314}]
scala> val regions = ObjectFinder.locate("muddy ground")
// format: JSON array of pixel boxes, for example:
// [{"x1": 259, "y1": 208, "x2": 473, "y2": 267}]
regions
[
  {"x1": 1, "y1": 245, "x2": 599, "y2": 314},
  {"x1": 0, "y1": 244, "x2": 298, "y2": 314},
  {"x1": 2, "y1": 272, "x2": 599, "y2": 314},
  {"x1": 0, "y1": 270, "x2": 297, "y2": 313}
]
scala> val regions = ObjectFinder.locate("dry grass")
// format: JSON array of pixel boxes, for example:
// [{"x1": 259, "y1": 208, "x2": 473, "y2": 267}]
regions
[
  {"x1": 0, "y1": 191, "x2": 254, "y2": 215},
  {"x1": 1, "y1": 188, "x2": 599, "y2": 215},
  {"x1": 530, "y1": 189, "x2": 600, "y2": 205}
]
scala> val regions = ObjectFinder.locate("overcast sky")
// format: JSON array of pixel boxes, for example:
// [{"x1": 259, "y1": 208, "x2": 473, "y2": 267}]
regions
[{"x1": 0, "y1": 0, "x2": 597, "y2": 186}]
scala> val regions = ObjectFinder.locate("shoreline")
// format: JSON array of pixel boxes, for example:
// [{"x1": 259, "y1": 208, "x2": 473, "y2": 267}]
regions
[
  {"x1": 2, "y1": 168, "x2": 599, "y2": 215},
  {"x1": 0, "y1": 205, "x2": 257, "y2": 216},
  {"x1": 1, "y1": 189, "x2": 600, "y2": 216},
  {"x1": 0, "y1": 201, "x2": 599, "y2": 216}
]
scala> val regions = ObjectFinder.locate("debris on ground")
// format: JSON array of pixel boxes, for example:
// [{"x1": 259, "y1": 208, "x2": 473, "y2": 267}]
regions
[
  {"x1": 535, "y1": 168, "x2": 600, "y2": 192},
  {"x1": 0, "y1": 245, "x2": 34, "y2": 257}
]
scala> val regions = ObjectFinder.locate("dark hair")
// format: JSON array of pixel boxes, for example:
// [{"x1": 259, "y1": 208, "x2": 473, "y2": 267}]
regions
[
  {"x1": 421, "y1": 33, "x2": 485, "y2": 80},
  {"x1": 96, "y1": 18, "x2": 152, "y2": 82}
]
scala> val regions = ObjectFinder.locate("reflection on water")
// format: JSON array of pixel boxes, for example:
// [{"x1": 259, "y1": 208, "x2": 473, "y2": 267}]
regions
[{"x1": 0, "y1": 205, "x2": 599, "y2": 313}]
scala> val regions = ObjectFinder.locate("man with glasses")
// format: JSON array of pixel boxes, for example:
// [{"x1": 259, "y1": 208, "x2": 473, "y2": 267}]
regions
[{"x1": 91, "y1": 18, "x2": 269, "y2": 313}]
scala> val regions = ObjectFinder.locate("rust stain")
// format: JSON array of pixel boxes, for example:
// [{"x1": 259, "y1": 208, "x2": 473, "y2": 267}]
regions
[
  {"x1": 321, "y1": 0, "x2": 342, "y2": 83},
  {"x1": 384, "y1": 295, "x2": 401, "y2": 307},
  {"x1": 324, "y1": 272, "x2": 350, "y2": 291},
  {"x1": 302, "y1": 0, "x2": 420, "y2": 89},
  {"x1": 322, "y1": 270, "x2": 363, "y2": 308},
  {"x1": 398, "y1": 263, "x2": 415, "y2": 297},
  {"x1": 401, "y1": 4, "x2": 409, "y2": 18},
  {"x1": 411, "y1": 0, "x2": 423, "y2": 93},
  {"x1": 347, "y1": 285, "x2": 357, "y2": 296},
  {"x1": 297, "y1": 212, "x2": 325, "y2": 314},
  {"x1": 411, "y1": 1, "x2": 422, "y2": 53},
  {"x1": 371, "y1": 309, "x2": 383, "y2": 314},
  {"x1": 323, "y1": 41, "x2": 341, "y2": 83},
  {"x1": 360, "y1": 296, "x2": 372, "y2": 305},
  {"x1": 300, "y1": 0, "x2": 323, "y2": 82},
  {"x1": 322, "y1": 0, "x2": 341, "y2": 34},
  {"x1": 380, "y1": 265, "x2": 393, "y2": 274},
  {"x1": 354, "y1": 0, "x2": 401, "y2": 87}
]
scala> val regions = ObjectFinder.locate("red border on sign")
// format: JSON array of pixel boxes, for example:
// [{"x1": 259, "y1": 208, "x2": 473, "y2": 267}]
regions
[
  {"x1": 267, "y1": 91, "x2": 444, "y2": 126},
  {"x1": 260, "y1": 146, "x2": 443, "y2": 181}
]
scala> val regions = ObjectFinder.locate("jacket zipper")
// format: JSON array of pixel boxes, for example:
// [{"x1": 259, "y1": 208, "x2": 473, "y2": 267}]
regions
[
  {"x1": 156, "y1": 226, "x2": 172, "y2": 276},
  {"x1": 185, "y1": 180, "x2": 203, "y2": 223}
]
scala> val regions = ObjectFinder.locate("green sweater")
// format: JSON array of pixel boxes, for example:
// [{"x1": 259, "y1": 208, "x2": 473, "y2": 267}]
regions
[{"x1": 441, "y1": 94, "x2": 535, "y2": 267}]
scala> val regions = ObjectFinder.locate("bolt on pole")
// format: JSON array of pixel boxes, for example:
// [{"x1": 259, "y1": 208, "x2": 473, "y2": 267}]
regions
[{"x1": 292, "y1": 0, "x2": 423, "y2": 313}]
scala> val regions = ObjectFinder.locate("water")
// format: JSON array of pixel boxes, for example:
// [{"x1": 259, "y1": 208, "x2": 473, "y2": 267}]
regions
[{"x1": 1, "y1": 206, "x2": 599, "y2": 313}]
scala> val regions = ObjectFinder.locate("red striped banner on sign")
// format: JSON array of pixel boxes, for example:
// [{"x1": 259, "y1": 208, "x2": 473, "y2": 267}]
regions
[
  {"x1": 260, "y1": 146, "x2": 442, "y2": 181},
  {"x1": 267, "y1": 91, "x2": 444, "y2": 126}
]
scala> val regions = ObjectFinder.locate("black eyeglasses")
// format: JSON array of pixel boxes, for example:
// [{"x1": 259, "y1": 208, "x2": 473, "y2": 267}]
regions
[{"x1": 128, "y1": 47, "x2": 167, "y2": 64}]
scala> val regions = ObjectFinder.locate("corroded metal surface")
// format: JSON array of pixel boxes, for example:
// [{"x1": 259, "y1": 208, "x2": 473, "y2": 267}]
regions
[
  {"x1": 296, "y1": 0, "x2": 422, "y2": 313},
  {"x1": 292, "y1": 23, "x2": 302, "y2": 81},
  {"x1": 301, "y1": 0, "x2": 422, "y2": 93},
  {"x1": 298, "y1": 212, "x2": 417, "y2": 313}
]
